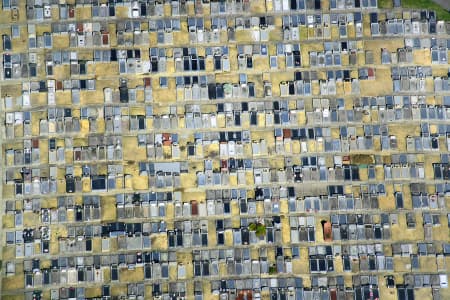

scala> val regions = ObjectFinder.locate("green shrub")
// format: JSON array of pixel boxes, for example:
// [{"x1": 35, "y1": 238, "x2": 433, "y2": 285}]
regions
[{"x1": 248, "y1": 222, "x2": 267, "y2": 237}]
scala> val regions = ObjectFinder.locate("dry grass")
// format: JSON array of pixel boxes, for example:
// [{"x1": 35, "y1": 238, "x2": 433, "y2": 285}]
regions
[
  {"x1": 291, "y1": 247, "x2": 309, "y2": 274},
  {"x1": 101, "y1": 196, "x2": 117, "y2": 222},
  {"x1": 119, "y1": 267, "x2": 144, "y2": 283},
  {"x1": 173, "y1": 31, "x2": 189, "y2": 46},
  {"x1": 114, "y1": 6, "x2": 128, "y2": 18},
  {"x1": 182, "y1": 190, "x2": 206, "y2": 202},
  {"x1": 359, "y1": 69, "x2": 393, "y2": 96},
  {"x1": 10, "y1": 28, "x2": 29, "y2": 52},
  {"x1": 85, "y1": 287, "x2": 102, "y2": 299},
  {"x1": 281, "y1": 216, "x2": 291, "y2": 244},
  {"x1": 224, "y1": 230, "x2": 233, "y2": 247},
  {"x1": 250, "y1": 0, "x2": 267, "y2": 13},
  {"x1": 95, "y1": 63, "x2": 119, "y2": 77},
  {"x1": 1, "y1": 84, "x2": 21, "y2": 98},
  {"x1": 235, "y1": 31, "x2": 253, "y2": 43},
  {"x1": 350, "y1": 154, "x2": 375, "y2": 165},
  {"x1": 151, "y1": 234, "x2": 168, "y2": 250},
  {"x1": 2, "y1": 275, "x2": 24, "y2": 291},
  {"x1": 123, "y1": 136, "x2": 147, "y2": 161},
  {"x1": 415, "y1": 288, "x2": 434, "y2": 300},
  {"x1": 2, "y1": 214, "x2": 14, "y2": 229},
  {"x1": 391, "y1": 213, "x2": 424, "y2": 241},
  {"x1": 2, "y1": 245, "x2": 15, "y2": 261},
  {"x1": 413, "y1": 49, "x2": 432, "y2": 65},
  {"x1": 378, "y1": 278, "x2": 397, "y2": 299},
  {"x1": 268, "y1": 28, "x2": 283, "y2": 42}
]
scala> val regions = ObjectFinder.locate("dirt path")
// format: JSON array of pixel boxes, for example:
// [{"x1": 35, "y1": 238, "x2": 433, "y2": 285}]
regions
[{"x1": 431, "y1": 0, "x2": 450, "y2": 11}]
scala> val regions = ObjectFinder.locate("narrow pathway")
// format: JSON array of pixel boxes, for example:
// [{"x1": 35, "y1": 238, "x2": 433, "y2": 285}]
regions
[{"x1": 431, "y1": 0, "x2": 450, "y2": 11}]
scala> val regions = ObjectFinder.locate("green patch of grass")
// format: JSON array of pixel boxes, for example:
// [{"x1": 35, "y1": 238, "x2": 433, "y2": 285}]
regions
[
  {"x1": 378, "y1": 0, "x2": 393, "y2": 8},
  {"x1": 378, "y1": 0, "x2": 450, "y2": 21},
  {"x1": 401, "y1": 0, "x2": 450, "y2": 21}
]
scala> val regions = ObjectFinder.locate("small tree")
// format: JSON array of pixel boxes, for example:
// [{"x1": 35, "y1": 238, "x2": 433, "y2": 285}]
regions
[
  {"x1": 269, "y1": 265, "x2": 277, "y2": 275},
  {"x1": 248, "y1": 222, "x2": 266, "y2": 238},
  {"x1": 255, "y1": 223, "x2": 266, "y2": 237}
]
